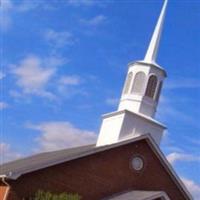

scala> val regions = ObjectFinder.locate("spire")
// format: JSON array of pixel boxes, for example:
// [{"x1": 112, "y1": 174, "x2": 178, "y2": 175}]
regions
[{"x1": 144, "y1": 0, "x2": 168, "y2": 63}]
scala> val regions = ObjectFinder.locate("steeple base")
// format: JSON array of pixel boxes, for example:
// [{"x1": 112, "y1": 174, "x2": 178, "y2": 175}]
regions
[{"x1": 96, "y1": 110, "x2": 166, "y2": 147}]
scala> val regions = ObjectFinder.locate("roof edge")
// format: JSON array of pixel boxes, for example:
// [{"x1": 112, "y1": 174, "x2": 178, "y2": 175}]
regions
[{"x1": 146, "y1": 136, "x2": 193, "y2": 200}]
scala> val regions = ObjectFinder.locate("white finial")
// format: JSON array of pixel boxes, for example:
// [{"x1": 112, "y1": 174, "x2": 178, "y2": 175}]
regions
[{"x1": 144, "y1": 0, "x2": 168, "y2": 63}]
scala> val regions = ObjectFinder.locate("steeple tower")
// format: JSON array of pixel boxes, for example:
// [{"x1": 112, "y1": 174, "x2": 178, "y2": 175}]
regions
[
  {"x1": 118, "y1": 0, "x2": 167, "y2": 118},
  {"x1": 144, "y1": 0, "x2": 168, "y2": 63},
  {"x1": 96, "y1": 0, "x2": 168, "y2": 147}
]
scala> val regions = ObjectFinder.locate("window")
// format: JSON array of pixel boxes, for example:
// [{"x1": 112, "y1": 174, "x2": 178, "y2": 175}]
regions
[
  {"x1": 155, "y1": 81, "x2": 163, "y2": 102},
  {"x1": 145, "y1": 75, "x2": 158, "y2": 98},
  {"x1": 131, "y1": 72, "x2": 146, "y2": 94},
  {"x1": 131, "y1": 156, "x2": 144, "y2": 171},
  {"x1": 123, "y1": 72, "x2": 133, "y2": 94}
]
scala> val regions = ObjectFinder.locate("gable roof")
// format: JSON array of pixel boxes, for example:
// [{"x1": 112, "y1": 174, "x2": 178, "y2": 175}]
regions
[
  {"x1": 106, "y1": 190, "x2": 170, "y2": 200},
  {"x1": 0, "y1": 134, "x2": 192, "y2": 199},
  {"x1": 0, "y1": 144, "x2": 94, "y2": 179}
]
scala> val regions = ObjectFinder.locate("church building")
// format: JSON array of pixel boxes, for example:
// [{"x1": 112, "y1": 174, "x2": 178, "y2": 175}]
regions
[{"x1": 0, "y1": 1, "x2": 193, "y2": 199}]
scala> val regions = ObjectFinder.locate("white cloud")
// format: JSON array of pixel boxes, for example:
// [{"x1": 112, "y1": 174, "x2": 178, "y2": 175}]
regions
[
  {"x1": 163, "y1": 144, "x2": 184, "y2": 154},
  {"x1": 56, "y1": 75, "x2": 86, "y2": 98},
  {"x1": 0, "y1": 0, "x2": 13, "y2": 31},
  {"x1": 17, "y1": 1, "x2": 61, "y2": 11},
  {"x1": 28, "y1": 121, "x2": 97, "y2": 152},
  {"x1": 1, "y1": 0, "x2": 13, "y2": 10},
  {"x1": 80, "y1": 15, "x2": 106, "y2": 26},
  {"x1": 67, "y1": 0, "x2": 97, "y2": 6},
  {"x1": 157, "y1": 95, "x2": 200, "y2": 130},
  {"x1": 167, "y1": 152, "x2": 200, "y2": 165},
  {"x1": 0, "y1": 0, "x2": 54, "y2": 32},
  {"x1": 0, "y1": 0, "x2": 39, "y2": 31},
  {"x1": 181, "y1": 177, "x2": 200, "y2": 200},
  {"x1": 44, "y1": 29, "x2": 75, "y2": 48},
  {"x1": 106, "y1": 97, "x2": 119, "y2": 106},
  {"x1": 45, "y1": 56, "x2": 66, "y2": 67},
  {"x1": 165, "y1": 78, "x2": 200, "y2": 89},
  {"x1": 0, "y1": 142, "x2": 22, "y2": 164},
  {"x1": 188, "y1": 138, "x2": 200, "y2": 146},
  {"x1": 0, "y1": 71, "x2": 5, "y2": 79},
  {"x1": 59, "y1": 75, "x2": 81, "y2": 86},
  {"x1": 10, "y1": 55, "x2": 65, "y2": 99},
  {"x1": 0, "y1": 102, "x2": 8, "y2": 110},
  {"x1": 16, "y1": 1, "x2": 42, "y2": 12}
]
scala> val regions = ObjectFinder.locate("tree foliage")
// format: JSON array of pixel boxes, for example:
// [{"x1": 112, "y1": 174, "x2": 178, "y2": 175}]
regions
[{"x1": 26, "y1": 190, "x2": 81, "y2": 200}]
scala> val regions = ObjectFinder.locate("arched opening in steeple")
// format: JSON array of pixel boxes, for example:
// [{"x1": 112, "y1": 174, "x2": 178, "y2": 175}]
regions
[
  {"x1": 145, "y1": 75, "x2": 158, "y2": 98},
  {"x1": 131, "y1": 72, "x2": 146, "y2": 95},
  {"x1": 123, "y1": 72, "x2": 133, "y2": 94},
  {"x1": 155, "y1": 81, "x2": 163, "y2": 102}
]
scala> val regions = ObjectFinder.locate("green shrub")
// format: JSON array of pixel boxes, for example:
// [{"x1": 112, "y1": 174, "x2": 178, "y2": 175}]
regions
[{"x1": 26, "y1": 190, "x2": 81, "y2": 200}]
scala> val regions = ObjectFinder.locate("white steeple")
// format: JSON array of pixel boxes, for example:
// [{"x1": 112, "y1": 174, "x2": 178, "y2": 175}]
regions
[
  {"x1": 118, "y1": 0, "x2": 168, "y2": 118},
  {"x1": 96, "y1": 1, "x2": 168, "y2": 147},
  {"x1": 144, "y1": 0, "x2": 168, "y2": 63}
]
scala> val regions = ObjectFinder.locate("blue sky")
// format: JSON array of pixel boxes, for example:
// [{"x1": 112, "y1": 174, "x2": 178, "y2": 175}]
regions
[{"x1": 1, "y1": 0, "x2": 200, "y2": 198}]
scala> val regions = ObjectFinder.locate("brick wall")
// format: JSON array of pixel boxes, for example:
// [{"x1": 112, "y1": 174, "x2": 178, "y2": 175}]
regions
[
  {"x1": 6, "y1": 139, "x2": 189, "y2": 200},
  {"x1": 0, "y1": 182, "x2": 9, "y2": 200}
]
